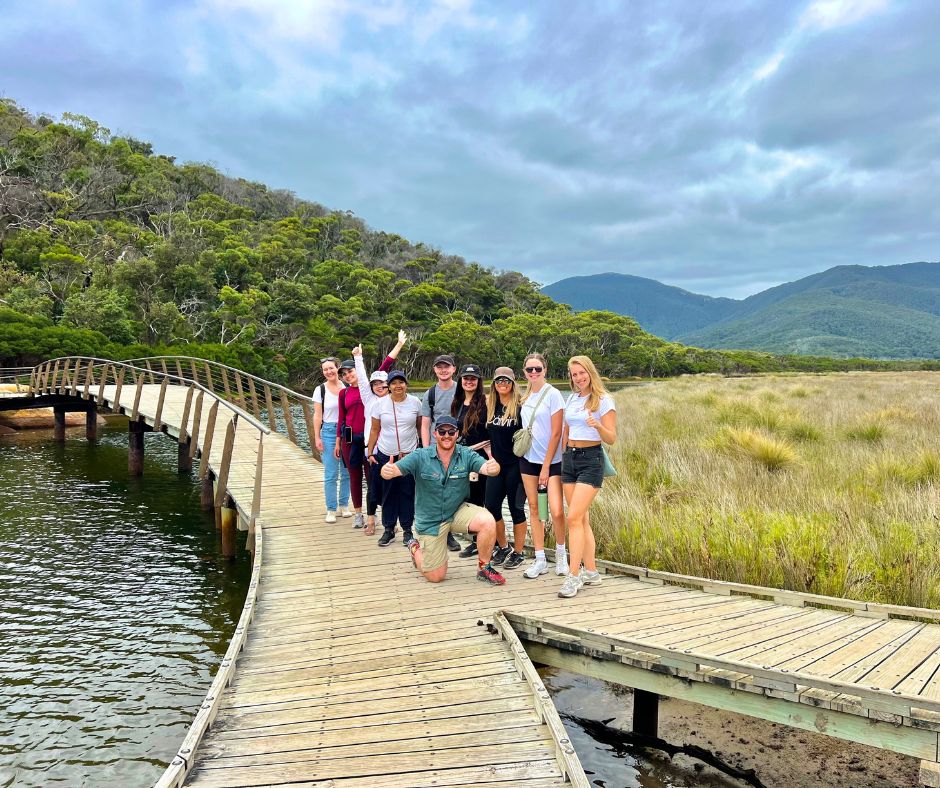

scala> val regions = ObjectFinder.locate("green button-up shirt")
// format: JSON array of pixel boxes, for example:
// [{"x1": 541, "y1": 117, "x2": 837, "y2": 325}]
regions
[{"x1": 395, "y1": 445, "x2": 486, "y2": 535}]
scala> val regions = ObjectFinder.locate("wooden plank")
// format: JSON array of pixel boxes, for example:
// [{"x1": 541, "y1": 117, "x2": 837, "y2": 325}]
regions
[
  {"x1": 82, "y1": 360, "x2": 94, "y2": 399},
  {"x1": 280, "y1": 390, "x2": 297, "y2": 443},
  {"x1": 250, "y1": 433, "x2": 262, "y2": 530},
  {"x1": 213, "y1": 417, "x2": 237, "y2": 508},
  {"x1": 234, "y1": 372, "x2": 246, "y2": 410},
  {"x1": 130, "y1": 369, "x2": 145, "y2": 421},
  {"x1": 189, "y1": 391, "x2": 204, "y2": 459},
  {"x1": 204, "y1": 362, "x2": 215, "y2": 394},
  {"x1": 153, "y1": 378, "x2": 169, "y2": 432},
  {"x1": 245, "y1": 375, "x2": 260, "y2": 420},
  {"x1": 111, "y1": 367, "x2": 126, "y2": 412},
  {"x1": 263, "y1": 384, "x2": 277, "y2": 431},
  {"x1": 178, "y1": 386, "x2": 194, "y2": 444}
]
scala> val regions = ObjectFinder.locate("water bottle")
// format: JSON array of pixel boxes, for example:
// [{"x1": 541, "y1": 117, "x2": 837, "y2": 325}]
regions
[{"x1": 537, "y1": 483, "x2": 549, "y2": 521}]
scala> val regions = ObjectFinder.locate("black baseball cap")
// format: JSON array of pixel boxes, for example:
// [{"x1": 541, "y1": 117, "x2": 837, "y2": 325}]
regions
[
  {"x1": 435, "y1": 415, "x2": 460, "y2": 430},
  {"x1": 338, "y1": 359, "x2": 355, "y2": 370},
  {"x1": 387, "y1": 369, "x2": 408, "y2": 384},
  {"x1": 433, "y1": 354, "x2": 456, "y2": 367},
  {"x1": 459, "y1": 364, "x2": 482, "y2": 379}
]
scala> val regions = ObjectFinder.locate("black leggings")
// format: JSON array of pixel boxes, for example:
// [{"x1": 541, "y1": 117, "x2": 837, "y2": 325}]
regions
[
  {"x1": 484, "y1": 460, "x2": 526, "y2": 524},
  {"x1": 374, "y1": 451, "x2": 415, "y2": 532},
  {"x1": 366, "y1": 457, "x2": 381, "y2": 516}
]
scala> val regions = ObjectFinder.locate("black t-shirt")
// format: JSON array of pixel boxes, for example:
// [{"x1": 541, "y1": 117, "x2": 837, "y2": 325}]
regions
[
  {"x1": 455, "y1": 401, "x2": 488, "y2": 447},
  {"x1": 486, "y1": 400, "x2": 520, "y2": 465}
]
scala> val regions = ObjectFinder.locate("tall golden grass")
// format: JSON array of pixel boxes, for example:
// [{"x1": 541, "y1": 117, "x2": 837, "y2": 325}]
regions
[{"x1": 594, "y1": 372, "x2": 940, "y2": 608}]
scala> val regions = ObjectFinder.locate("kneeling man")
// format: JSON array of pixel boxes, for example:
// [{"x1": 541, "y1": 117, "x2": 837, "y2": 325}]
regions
[{"x1": 381, "y1": 416, "x2": 506, "y2": 585}]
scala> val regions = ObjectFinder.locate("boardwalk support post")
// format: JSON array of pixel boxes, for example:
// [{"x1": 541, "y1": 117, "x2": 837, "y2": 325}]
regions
[
  {"x1": 633, "y1": 689, "x2": 660, "y2": 737},
  {"x1": 85, "y1": 404, "x2": 98, "y2": 442},
  {"x1": 53, "y1": 406, "x2": 66, "y2": 442},
  {"x1": 178, "y1": 440, "x2": 192, "y2": 473},
  {"x1": 922, "y1": 761, "x2": 940, "y2": 787},
  {"x1": 129, "y1": 418, "x2": 146, "y2": 476},
  {"x1": 220, "y1": 495, "x2": 237, "y2": 559},
  {"x1": 201, "y1": 470, "x2": 215, "y2": 512}
]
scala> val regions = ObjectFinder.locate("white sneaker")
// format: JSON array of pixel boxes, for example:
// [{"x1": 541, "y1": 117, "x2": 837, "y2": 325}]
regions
[
  {"x1": 340, "y1": 508, "x2": 354, "y2": 518},
  {"x1": 555, "y1": 553, "x2": 569, "y2": 576},
  {"x1": 523, "y1": 557, "x2": 549, "y2": 579},
  {"x1": 325, "y1": 510, "x2": 337, "y2": 523},
  {"x1": 558, "y1": 572, "x2": 584, "y2": 598},
  {"x1": 580, "y1": 568, "x2": 603, "y2": 586}
]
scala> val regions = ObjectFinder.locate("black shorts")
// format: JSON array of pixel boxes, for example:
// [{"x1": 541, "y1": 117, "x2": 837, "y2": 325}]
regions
[
  {"x1": 561, "y1": 445, "x2": 604, "y2": 488},
  {"x1": 519, "y1": 457, "x2": 562, "y2": 477}
]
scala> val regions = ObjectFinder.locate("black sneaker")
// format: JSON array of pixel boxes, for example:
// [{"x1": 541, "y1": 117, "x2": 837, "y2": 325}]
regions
[
  {"x1": 446, "y1": 533, "x2": 461, "y2": 552},
  {"x1": 459, "y1": 541, "x2": 478, "y2": 558},
  {"x1": 491, "y1": 545, "x2": 513, "y2": 566},
  {"x1": 377, "y1": 530, "x2": 395, "y2": 547},
  {"x1": 402, "y1": 530, "x2": 414, "y2": 545},
  {"x1": 503, "y1": 551, "x2": 525, "y2": 570}
]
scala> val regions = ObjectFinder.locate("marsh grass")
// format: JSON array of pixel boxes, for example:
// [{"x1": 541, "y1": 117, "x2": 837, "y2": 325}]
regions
[{"x1": 597, "y1": 372, "x2": 940, "y2": 608}]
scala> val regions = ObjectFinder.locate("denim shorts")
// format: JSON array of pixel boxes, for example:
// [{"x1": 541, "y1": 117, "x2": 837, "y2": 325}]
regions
[{"x1": 561, "y1": 445, "x2": 604, "y2": 488}]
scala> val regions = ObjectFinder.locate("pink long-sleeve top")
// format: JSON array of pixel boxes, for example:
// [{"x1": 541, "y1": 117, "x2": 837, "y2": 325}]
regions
[{"x1": 337, "y1": 354, "x2": 395, "y2": 435}]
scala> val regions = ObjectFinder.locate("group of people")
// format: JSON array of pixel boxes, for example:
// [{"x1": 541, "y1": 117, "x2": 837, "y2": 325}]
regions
[{"x1": 311, "y1": 332, "x2": 618, "y2": 599}]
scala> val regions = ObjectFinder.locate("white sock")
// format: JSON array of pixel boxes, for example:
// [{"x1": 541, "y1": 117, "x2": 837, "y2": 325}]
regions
[
  {"x1": 536, "y1": 550, "x2": 546, "y2": 562},
  {"x1": 556, "y1": 543, "x2": 566, "y2": 555}
]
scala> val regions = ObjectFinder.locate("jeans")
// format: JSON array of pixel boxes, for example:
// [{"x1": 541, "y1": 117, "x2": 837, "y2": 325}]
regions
[{"x1": 320, "y1": 422, "x2": 350, "y2": 511}]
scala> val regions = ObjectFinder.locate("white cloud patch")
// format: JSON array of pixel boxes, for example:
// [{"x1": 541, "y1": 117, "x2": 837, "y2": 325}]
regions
[{"x1": 0, "y1": 0, "x2": 937, "y2": 297}]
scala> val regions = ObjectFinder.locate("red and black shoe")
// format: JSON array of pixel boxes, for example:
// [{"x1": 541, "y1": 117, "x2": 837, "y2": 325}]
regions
[{"x1": 477, "y1": 563, "x2": 506, "y2": 586}]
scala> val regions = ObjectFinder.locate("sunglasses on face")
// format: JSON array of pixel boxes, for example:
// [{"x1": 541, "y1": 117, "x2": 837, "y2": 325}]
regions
[
  {"x1": 494, "y1": 377, "x2": 513, "y2": 385},
  {"x1": 435, "y1": 428, "x2": 459, "y2": 437},
  {"x1": 525, "y1": 366, "x2": 544, "y2": 374},
  {"x1": 372, "y1": 384, "x2": 388, "y2": 391}
]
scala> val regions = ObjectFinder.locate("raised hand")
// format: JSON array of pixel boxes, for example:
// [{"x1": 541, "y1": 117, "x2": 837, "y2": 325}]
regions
[
  {"x1": 352, "y1": 343, "x2": 363, "y2": 357},
  {"x1": 397, "y1": 329, "x2": 407, "y2": 344}
]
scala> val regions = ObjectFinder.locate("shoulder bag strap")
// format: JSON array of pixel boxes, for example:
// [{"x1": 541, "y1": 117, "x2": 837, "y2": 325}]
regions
[
  {"x1": 525, "y1": 385, "x2": 552, "y2": 427},
  {"x1": 391, "y1": 397, "x2": 403, "y2": 457}
]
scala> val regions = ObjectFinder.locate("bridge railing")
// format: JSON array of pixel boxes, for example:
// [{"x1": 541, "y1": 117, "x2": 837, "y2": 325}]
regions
[
  {"x1": 125, "y1": 356, "x2": 318, "y2": 456},
  {"x1": 30, "y1": 356, "x2": 272, "y2": 530},
  {"x1": 0, "y1": 366, "x2": 34, "y2": 393}
]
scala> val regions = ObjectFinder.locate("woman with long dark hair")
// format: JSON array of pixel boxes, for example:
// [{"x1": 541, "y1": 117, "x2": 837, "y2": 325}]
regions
[
  {"x1": 450, "y1": 363, "x2": 489, "y2": 557},
  {"x1": 484, "y1": 367, "x2": 525, "y2": 568}
]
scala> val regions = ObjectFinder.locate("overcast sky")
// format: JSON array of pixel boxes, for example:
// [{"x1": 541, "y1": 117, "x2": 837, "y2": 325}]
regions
[{"x1": 2, "y1": 1, "x2": 938, "y2": 298}]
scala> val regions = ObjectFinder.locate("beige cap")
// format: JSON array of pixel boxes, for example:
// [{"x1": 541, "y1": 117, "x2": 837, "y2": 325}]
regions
[{"x1": 492, "y1": 366, "x2": 516, "y2": 381}]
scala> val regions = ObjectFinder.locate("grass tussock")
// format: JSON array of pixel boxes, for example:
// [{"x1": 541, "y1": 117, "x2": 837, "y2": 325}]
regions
[
  {"x1": 595, "y1": 372, "x2": 940, "y2": 608},
  {"x1": 712, "y1": 427, "x2": 798, "y2": 472}
]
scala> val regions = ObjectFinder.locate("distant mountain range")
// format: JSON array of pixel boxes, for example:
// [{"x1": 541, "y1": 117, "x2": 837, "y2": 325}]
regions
[{"x1": 542, "y1": 263, "x2": 940, "y2": 359}]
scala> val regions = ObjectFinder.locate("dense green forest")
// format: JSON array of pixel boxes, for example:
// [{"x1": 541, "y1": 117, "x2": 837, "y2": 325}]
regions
[{"x1": 1, "y1": 100, "x2": 933, "y2": 390}]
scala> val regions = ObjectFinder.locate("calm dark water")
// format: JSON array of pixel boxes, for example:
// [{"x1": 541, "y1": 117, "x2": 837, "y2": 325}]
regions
[{"x1": 0, "y1": 422, "x2": 250, "y2": 787}]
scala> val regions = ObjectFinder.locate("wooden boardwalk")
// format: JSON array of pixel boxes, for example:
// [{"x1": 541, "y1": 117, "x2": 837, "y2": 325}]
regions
[{"x1": 15, "y1": 357, "x2": 940, "y2": 787}]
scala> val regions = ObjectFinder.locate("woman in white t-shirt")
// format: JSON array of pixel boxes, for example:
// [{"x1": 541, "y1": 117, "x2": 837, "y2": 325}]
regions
[
  {"x1": 367, "y1": 369, "x2": 422, "y2": 547},
  {"x1": 557, "y1": 354, "x2": 618, "y2": 600},
  {"x1": 518, "y1": 352, "x2": 568, "y2": 580},
  {"x1": 313, "y1": 356, "x2": 350, "y2": 523}
]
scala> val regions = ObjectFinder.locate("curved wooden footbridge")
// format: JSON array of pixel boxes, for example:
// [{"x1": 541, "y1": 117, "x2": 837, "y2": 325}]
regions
[{"x1": 5, "y1": 357, "x2": 940, "y2": 787}]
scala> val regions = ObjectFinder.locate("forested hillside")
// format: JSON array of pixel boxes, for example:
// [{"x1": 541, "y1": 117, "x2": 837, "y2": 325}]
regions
[{"x1": 0, "y1": 100, "x2": 927, "y2": 388}]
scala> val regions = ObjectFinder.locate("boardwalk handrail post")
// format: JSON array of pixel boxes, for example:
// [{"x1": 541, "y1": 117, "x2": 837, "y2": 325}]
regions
[{"x1": 213, "y1": 415, "x2": 238, "y2": 528}]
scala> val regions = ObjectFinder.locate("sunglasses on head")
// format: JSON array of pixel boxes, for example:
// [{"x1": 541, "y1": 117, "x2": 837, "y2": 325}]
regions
[
  {"x1": 494, "y1": 377, "x2": 513, "y2": 385},
  {"x1": 435, "y1": 428, "x2": 458, "y2": 437},
  {"x1": 320, "y1": 357, "x2": 339, "y2": 364},
  {"x1": 525, "y1": 366, "x2": 544, "y2": 374}
]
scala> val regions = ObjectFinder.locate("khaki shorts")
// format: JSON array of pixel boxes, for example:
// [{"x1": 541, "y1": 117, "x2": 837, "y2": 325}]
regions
[{"x1": 419, "y1": 502, "x2": 486, "y2": 572}]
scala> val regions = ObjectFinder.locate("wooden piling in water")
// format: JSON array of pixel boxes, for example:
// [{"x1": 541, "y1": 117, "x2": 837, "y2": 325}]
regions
[
  {"x1": 129, "y1": 418, "x2": 145, "y2": 476},
  {"x1": 178, "y1": 440, "x2": 192, "y2": 473},
  {"x1": 220, "y1": 495, "x2": 237, "y2": 559},
  {"x1": 85, "y1": 405, "x2": 97, "y2": 442},
  {"x1": 53, "y1": 407, "x2": 66, "y2": 442},
  {"x1": 632, "y1": 689, "x2": 660, "y2": 738},
  {"x1": 201, "y1": 470, "x2": 215, "y2": 511}
]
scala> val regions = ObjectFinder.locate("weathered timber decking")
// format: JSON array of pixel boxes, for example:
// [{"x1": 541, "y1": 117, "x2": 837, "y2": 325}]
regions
[{"x1": 16, "y1": 364, "x2": 940, "y2": 787}]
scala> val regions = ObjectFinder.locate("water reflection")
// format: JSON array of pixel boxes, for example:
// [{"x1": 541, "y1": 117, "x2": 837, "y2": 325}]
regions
[{"x1": 0, "y1": 423, "x2": 250, "y2": 787}]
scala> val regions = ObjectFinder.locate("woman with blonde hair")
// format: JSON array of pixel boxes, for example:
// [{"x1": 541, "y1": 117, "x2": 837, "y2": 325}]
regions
[
  {"x1": 557, "y1": 354, "x2": 617, "y2": 598},
  {"x1": 518, "y1": 352, "x2": 568, "y2": 579}
]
